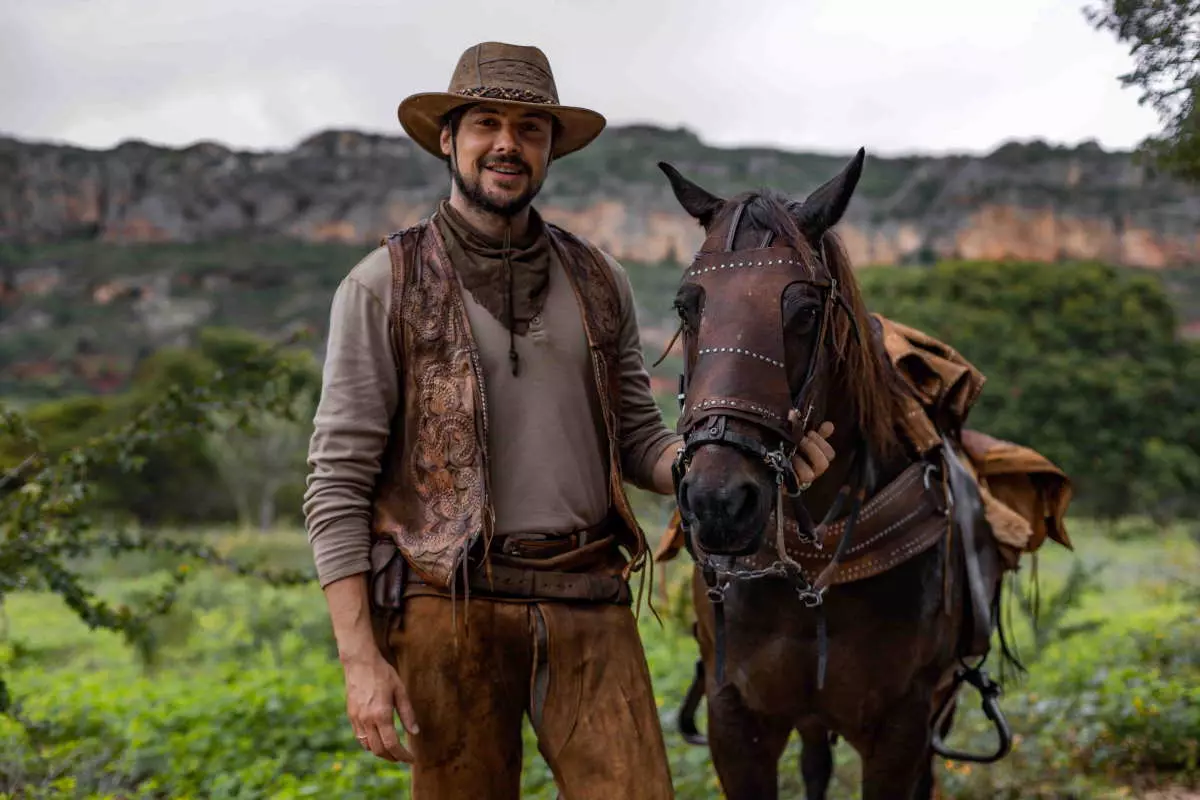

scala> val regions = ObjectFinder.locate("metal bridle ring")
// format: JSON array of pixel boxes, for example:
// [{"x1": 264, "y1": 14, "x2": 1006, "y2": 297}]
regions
[{"x1": 798, "y1": 588, "x2": 824, "y2": 608}]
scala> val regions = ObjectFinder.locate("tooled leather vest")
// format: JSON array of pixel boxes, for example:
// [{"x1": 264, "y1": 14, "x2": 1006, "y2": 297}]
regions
[{"x1": 370, "y1": 213, "x2": 647, "y2": 589}]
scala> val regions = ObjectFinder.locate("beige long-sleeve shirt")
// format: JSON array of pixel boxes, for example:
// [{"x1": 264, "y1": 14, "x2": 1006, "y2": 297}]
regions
[{"x1": 303, "y1": 228, "x2": 681, "y2": 588}]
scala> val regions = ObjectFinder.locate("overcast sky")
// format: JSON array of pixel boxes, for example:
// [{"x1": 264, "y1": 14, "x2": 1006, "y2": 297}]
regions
[{"x1": 0, "y1": 0, "x2": 1160, "y2": 157}]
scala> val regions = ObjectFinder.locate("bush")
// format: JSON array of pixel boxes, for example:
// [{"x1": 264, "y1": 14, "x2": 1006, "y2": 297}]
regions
[
  {"x1": 3, "y1": 536, "x2": 1197, "y2": 799},
  {"x1": 0, "y1": 326, "x2": 319, "y2": 527},
  {"x1": 934, "y1": 606, "x2": 1200, "y2": 799},
  {"x1": 858, "y1": 260, "x2": 1200, "y2": 520}
]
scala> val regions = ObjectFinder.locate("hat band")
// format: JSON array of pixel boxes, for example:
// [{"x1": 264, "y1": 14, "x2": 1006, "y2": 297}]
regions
[{"x1": 456, "y1": 86, "x2": 557, "y2": 105}]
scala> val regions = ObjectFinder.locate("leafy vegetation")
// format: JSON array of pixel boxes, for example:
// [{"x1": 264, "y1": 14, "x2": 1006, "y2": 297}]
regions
[
  {"x1": 0, "y1": 326, "x2": 318, "y2": 721},
  {"x1": 1, "y1": 522, "x2": 1196, "y2": 798},
  {"x1": 857, "y1": 259, "x2": 1200, "y2": 521},
  {"x1": 1085, "y1": 0, "x2": 1200, "y2": 182},
  {"x1": 1, "y1": 242, "x2": 1198, "y2": 797},
  {"x1": 0, "y1": 326, "x2": 320, "y2": 527}
]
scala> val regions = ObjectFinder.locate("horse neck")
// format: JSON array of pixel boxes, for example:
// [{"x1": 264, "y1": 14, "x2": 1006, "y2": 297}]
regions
[{"x1": 802, "y1": 373, "x2": 913, "y2": 519}]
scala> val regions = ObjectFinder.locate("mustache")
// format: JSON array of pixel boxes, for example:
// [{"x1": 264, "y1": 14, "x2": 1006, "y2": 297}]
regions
[{"x1": 480, "y1": 155, "x2": 531, "y2": 174}]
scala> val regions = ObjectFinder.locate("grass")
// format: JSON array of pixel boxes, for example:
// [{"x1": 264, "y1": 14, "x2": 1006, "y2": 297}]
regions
[{"x1": 1, "y1": 517, "x2": 1197, "y2": 799}]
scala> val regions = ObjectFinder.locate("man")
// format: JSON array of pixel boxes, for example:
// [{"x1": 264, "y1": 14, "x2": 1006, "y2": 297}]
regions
[{"x1": 303, "y1": 41, "x2": 837, "y2": 799}]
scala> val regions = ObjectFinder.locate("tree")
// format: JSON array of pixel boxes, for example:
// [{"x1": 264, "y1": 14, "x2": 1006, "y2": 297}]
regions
[
  {"x1": 205, "y1": 384, "x2": 316, "y2": 531},
  {"x1": 0, "y1": 330, "x2": 316, "y2": 718},
  {"x1": 858, "y1": 260, "x2": 1200, "y2": 520},
  {"x1": 1085, "y1": 0, "x2": 1200, "y2": 181}
]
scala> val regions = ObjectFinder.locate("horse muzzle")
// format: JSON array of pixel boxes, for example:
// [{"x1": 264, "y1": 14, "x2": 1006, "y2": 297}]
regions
[{"x1": 673, "y1": 415, "x2": 792, "y2": 557}]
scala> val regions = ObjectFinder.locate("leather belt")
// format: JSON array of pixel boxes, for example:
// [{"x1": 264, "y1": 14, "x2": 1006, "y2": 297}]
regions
[
  {"x1": 399, "y1": 514, "x2": 632, "y2": 605},
  {"x1": 492, "y1": 514, "x2": 616, "y2": 560},
  {"x1": 494, "y1": 531, "x2": 585, "y2": 560},
  {"x1": 404, "y1": 559, "x2": 632, "y2": 605},
  {"x1": 471, "y1": 561, "x2": 631, "y2": 605}
]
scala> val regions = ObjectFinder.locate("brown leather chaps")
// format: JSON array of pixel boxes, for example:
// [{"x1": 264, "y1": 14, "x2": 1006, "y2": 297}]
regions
[{"x1": 386, "y1": 595, "x2": 675, "y2": 799}]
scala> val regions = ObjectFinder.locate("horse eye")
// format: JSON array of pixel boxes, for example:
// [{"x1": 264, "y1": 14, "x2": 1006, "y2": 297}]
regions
[
  {"x1": 790, "y1": 305, "x2": 819, "y2": 333},
  {"x1": 675, "y1": 286, "x2": 704, "y2": 330},
  {"x1": 675, "y1": 301, "x2": 697, "y2": 333}
]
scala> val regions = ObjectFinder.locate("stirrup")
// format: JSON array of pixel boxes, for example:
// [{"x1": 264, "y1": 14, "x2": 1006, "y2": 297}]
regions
[{"x1": 929, "y1": 661, "x2": 1013, "y2": 764}]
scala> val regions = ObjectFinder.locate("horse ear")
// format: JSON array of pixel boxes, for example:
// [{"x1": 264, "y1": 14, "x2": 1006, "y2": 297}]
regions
[
  {"x1": 658, "y1": 161, "x2": 724, "y2": 228},
  {"x1": 791, "y1": 147, "x2": 866, "y2": 244}
]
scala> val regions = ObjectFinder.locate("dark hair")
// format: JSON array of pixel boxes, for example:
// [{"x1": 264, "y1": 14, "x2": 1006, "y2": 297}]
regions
[{"x1": 442, "y1": 105, "x2": 472, "y2": 140}]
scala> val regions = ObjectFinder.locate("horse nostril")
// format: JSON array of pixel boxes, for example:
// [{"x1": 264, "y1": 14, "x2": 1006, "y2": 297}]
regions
[{"x1": 725, "y1": 480, "x2": 759, "y2": 521}]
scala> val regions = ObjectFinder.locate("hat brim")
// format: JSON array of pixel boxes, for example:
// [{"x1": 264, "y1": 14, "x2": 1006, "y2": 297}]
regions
[{"x1": 397, "y1": 92, "x2": 606, "y2": 160}]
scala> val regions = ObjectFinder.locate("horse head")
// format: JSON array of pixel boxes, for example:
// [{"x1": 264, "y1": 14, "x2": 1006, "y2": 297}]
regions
[{"x1": 661, "y1": 150, "x2": 907, "y2": 559}]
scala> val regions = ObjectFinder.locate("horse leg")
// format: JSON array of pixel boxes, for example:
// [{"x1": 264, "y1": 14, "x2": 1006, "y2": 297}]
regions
[
  {"x1": 913, "y1": 752, "x2": 938, "y2": 800},
  {"x1": 797, "y1": 723, "x2": 834, "y2": 800},
  {"x1": 859, "y1": 694, "x2": 935, "y2": 800},
  {"x1": 914, "y1": 695, "x2": 958, "y2": 800},
  {"x1": 707, "y1": 688, "x2": 794, "y2": 800}
]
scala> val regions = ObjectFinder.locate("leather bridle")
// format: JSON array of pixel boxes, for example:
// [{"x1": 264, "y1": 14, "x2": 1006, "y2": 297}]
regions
[
  {"x1": 669, "y1": 204, "x2": 877, "y2": 663},
  {"x1": 666, "y1": 202, "x2": 880, "y2": 685},
  {"x1": 671, "y1": 204, "x2": 836, "y2": 468},
  {"x1": 671, "y1": 203, "x2": 867, "y2": 537}
]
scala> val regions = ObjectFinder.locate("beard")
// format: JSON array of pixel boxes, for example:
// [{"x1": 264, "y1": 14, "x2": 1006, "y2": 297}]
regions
[{"x1": 451, "y1": 153, "x2": 545, "y2": 217}]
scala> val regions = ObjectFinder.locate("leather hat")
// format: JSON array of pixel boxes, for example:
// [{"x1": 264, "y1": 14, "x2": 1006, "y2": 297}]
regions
[{"x1": 397, "y1": 42, "x2": 607, "y2": 160}]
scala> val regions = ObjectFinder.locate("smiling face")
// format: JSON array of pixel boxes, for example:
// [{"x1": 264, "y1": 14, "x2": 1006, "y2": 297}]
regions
[{"x1": 440, "y1": 103, "x2": 555, "y2": 217}]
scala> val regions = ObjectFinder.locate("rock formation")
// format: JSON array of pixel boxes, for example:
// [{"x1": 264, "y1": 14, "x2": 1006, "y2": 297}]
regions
[{"x1": 3, "y1": 126, "x2": 1198, "y2": 269}]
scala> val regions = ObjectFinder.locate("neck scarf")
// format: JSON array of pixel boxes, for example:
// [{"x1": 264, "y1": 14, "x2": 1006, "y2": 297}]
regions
[{"x1": 435, "y1": 199, "x2": 552, "y2": 375}]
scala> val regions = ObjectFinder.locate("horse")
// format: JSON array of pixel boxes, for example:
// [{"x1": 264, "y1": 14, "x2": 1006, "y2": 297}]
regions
[{"x1": 657, "y1": 150, "x2": 1013, "y2": 799}]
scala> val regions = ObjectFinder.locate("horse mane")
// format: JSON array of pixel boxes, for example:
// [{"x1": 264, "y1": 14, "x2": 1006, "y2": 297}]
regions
[{"x1": 714, "y1": 190, "x2": 910, "y2": 460}]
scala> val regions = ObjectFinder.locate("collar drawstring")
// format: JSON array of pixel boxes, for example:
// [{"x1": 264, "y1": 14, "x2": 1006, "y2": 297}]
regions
[{"x1": 503, "y1": 223, "x2": 519, "y2": 377}]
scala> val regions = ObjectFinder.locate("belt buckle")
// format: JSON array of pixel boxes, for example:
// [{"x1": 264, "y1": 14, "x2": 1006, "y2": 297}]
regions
[{"x1": 501, "y1": 532, "x2": 561, "y2": 558}]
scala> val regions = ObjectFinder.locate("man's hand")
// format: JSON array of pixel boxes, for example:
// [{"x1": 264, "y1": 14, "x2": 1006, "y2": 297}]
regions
[
  {"x1": 323, "y1": 574, "x2": 419, "y2": 763},
  {"x1": 791, "y1": 419, "x2": 837, "y2": 487},
  {"x1": 342, "y1": 649, "x2": 419, "y2": 763}
]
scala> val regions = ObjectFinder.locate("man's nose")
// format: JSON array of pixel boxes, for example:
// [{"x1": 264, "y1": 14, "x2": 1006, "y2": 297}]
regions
[{"x1": 492, "y1": 123, "x2": 519, "y2": 152}]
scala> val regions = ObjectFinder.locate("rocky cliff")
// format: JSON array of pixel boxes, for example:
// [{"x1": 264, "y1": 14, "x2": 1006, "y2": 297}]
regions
[{"x1": 3, "y1": 125, "x2": 1199, "y2": 269}]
